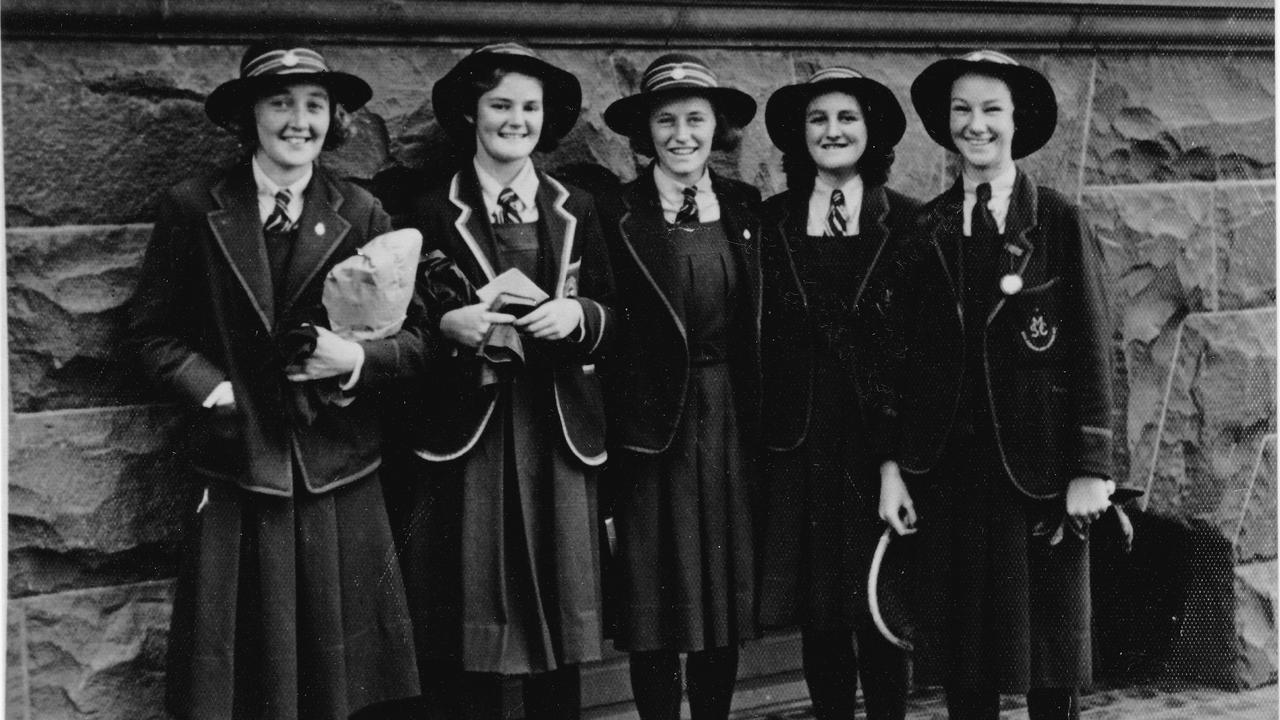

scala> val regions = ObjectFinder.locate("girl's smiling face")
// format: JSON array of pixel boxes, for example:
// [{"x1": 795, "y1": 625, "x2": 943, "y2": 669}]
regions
[
  {"x1": 253, "y1": 82, "x2": 330, "y2": 183},
  {"x1": 471, "y1": 71, "x2": 544, "y2": 169},
  {"x1": 804, "y1": 90, "x2": 868, "y2": 182},
  {"x1": 648, "y1": 94, "x2": 715, "y2": 186},
  {"x1": 948, "y1": 72, "x2": 1016, "y2": 179}
]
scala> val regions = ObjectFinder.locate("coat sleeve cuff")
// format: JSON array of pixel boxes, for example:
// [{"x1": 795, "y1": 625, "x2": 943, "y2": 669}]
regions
[{"x1": 1073, "y1": 424, "x2": 1114, "y2": 480}]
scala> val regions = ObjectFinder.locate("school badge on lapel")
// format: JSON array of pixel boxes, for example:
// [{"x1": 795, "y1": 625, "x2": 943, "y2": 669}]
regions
[{"x1": 1020, "y1": 306, "x2": 1058, "y2": 352}]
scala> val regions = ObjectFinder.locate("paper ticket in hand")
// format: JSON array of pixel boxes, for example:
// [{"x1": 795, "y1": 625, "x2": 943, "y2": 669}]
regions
[{"x1": 476, "y1": 268, "x2": 549, "y2": 318}]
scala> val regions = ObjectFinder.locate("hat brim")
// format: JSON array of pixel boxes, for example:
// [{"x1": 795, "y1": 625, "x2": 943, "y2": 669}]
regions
[
  {"x1": 432, "y1": 52, "x2": 583, "y2": 146},
  {"x1": 910, "y1": 57, "x2": 1057, "y2": 160},
  {"x1": 603, "y1": 86, "x2": 757, "y2": 138},
  {"x1": 764, "y1": 76, "x2": 906, "y2": 155},
  {"x1": 205, "y1": 71, "x2": 372, "y2": 130}
]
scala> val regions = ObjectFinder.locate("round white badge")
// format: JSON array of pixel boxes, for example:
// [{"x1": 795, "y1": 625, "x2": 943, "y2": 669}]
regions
[
  {"x1": 281, "y1": 50, "x2": 300, "y2": 68},
  {"x1": 1000, "y1": 273, "x2": 1023, "y2": 296},
  {"x1": 671, "y1": 67, "x2": 687, "y2": 80},
  {"x1": 315, "y1": 222, "x2": 326, "y2": 236}
]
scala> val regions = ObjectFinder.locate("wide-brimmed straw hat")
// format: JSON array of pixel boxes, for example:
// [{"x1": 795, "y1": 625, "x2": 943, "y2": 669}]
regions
[
  {"x1": 765, "y1": 66, "x2": 906, "y2": 155},
  {"x1": 603, "y1": 53, "x2": 757, "y2": 138},
  {"x1": 910, "y1": 49, "x2": 1057, "y2": 159},
  {"x1": 432, "y1": 42, "x2": 583, "y2": 148},
  {"x1": 205, "y1": 38, "x2": 372, "y2": 130}
]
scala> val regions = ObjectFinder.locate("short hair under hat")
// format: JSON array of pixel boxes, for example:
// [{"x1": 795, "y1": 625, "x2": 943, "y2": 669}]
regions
[
  {"x1": 431, "y1": 42, "x2": 583, "y2": 150},
  {"x1": 910, "y1": 49, "x2": 1057, "y2": 160},
  {"x1": 603, "y1": 53, "x2": 757, "y2": 138},
  {"x1": 765, "y1": 66, "x2": 906, "y2": 155},
  {"x1": 205, "y1": 38, "x2": 372, "y2": 131}
]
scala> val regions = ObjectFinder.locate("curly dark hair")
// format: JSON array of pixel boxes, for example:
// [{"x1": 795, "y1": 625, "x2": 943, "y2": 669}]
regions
[
  {"x1": 230, "y1": 81, "x2": 354, "y2": 152},
  {"x1": 781, "y1": 89, "x2": 896, "y2": 192},
  {"x1": 450, "y1": 66, "x2": 562, "y2": 155},
  {"x1": 627, "y1": 91, "x2": 742, "y2": 157}
]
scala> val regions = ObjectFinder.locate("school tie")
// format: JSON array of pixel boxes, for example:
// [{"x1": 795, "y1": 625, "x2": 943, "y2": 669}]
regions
[
  {"x1": 674, "y1": 186, "x2": 699, "y2": 225},
  {"x1": 971, "y1": 182, "x2": 996, "y2": 241},
  {"x1": 263, "y1": 189, "x2": 294, "y2": 234},
  {"x1": 496, "y1": 187, "x2": 524, "y2": 224},
  {"x1": 826, "y1": 188, "x2": 848, "y2": 236}
]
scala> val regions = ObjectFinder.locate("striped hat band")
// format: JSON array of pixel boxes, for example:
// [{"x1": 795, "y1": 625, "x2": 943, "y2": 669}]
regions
[
  {"x1": 243, "y1": 48, "x2": 329, "y2": 78},
  {"x1": 959, "y1": 49, "x2": 1019, "y2": 66},
  {"x1": 641, "y1": 61, "x2": 719, "y2": 92},
  {"x1": 806, "y1": 67, "x2": 866, "y2": 83},
  {"x1": 473, "y1": 42, "x2": 538, "y2": 59}
]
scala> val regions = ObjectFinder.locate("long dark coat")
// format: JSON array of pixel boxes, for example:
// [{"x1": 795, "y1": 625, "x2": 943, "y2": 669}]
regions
[
  {"x1": 756, "y1": 183, "x2": 920, "y2": 628},
  {"x1": 895, "y1": 170, "x2": 1113, "y2": 692},
  {"x1": 396, "y1": 165, "x2": 615, "y2": 674},
  {"x1": 129, "y1": 161, "x2": 427, "y2": 719}
]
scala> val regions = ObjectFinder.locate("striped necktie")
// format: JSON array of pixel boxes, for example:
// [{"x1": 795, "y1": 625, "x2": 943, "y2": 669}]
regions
[
  {"x1": 674, "y1": 186, "x2": 699, "y2": 225},
  {"x1": 496, "y1": 187, "x2": 524, "y2": 224},
  {"x1": 826, "y1": 188, "x2": 848, "y2": 236},
  {"x1": 263, "y1": 189, "x2": 294, "y2": 234}
]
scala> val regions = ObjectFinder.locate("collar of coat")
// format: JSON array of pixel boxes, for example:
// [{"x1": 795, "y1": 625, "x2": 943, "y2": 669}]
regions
[
  {"x1": 206, "y1": 160, "x2": 353, "y2": 332},
  {"x1": 771, "y1": 180, "x2": 896, "y2": 313},
  {"x1": 923, "y1": 168, "x2": 1040, "y2": 326},
  {"x1": 446, "y1": 163, "x2": 580, "y2": 298},
  {"x1": 615, "y1": 162, "x2": 762, "y2": 340}
]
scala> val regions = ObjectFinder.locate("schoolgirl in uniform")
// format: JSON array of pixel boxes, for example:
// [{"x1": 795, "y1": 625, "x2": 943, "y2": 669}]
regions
[
  {"x1": 597, "y1": 54, "x2": 762, "y2": 720},
  {"x1": 757, "y1": 67, "x2": 919, "y2": 720},
  {"x1": 129, "y1": 38, "x2": 425, "y2": 720},
  {"x1": 889, "y1": 50, "x2": 1115, "y2": 720},
  {"x1": 397, "y1": 43, "x2": 615, "y2": 720}
]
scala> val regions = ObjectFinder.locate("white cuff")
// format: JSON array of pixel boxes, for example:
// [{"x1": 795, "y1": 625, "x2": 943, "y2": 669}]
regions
[
  {"x1": 338, "y1": 343, "x2": 366, "y2": 392},
  {"x1": 202, "y1": 381, "x2": 233, "y2": 408}
]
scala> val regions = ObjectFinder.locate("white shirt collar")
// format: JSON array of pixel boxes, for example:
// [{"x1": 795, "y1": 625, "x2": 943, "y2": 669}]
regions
[
  {"x1": 251, "y1": 155, "x2": 311, "y2": 224},
  {"x1": 961, "y1": 164, "x2": 1017, "y2": 235},
  {"x1": 807, "y1": 174, "x2": 864, "y2": 236},
  {"x1": 475, "y1": 158, "x2": 540, "y2": 223},
  {"x1": 653, "y1": 164, "x2": 720, "y2": 224}
]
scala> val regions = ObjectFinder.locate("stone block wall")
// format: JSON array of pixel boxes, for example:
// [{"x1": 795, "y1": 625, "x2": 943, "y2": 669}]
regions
[{"x1": 5, "y1": 5, "x2": 1275, "y2": 717}]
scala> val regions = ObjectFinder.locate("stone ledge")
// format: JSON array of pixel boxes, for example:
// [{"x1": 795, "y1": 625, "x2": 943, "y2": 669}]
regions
[{"x1": 1, "y1": 1, "x2": 1272, "y2": 50}]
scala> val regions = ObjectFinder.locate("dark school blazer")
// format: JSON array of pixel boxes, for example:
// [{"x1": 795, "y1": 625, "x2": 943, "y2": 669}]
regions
[
  {"x1": 129, "y1": 162, "x2": 432, "y2": 496},
  {"x1": 404, "y1": 165, "x2": 615, "y2": 466},
  {"x1": 597, "y1": 168, "x2": 764, "y2": 454},
  {"x1": 759, "y1": 183, "x2": 921, "y2": 462},
  {"x1": 895, "y1": 170, "x2": 1113, "y2": 499}
]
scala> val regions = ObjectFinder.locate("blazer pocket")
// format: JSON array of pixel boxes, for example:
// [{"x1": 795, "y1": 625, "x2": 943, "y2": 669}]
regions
[{"x1": 188, "y1": 403, "x2": 246, "y2": 478}]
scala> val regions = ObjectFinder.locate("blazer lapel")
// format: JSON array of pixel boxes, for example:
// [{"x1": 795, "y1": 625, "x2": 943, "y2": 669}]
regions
[
  {"x1": 280, "y1": 169, "x2": 352, "y2": 314},
  {"x1": 448, "y1": 169, "x2": 498, "y2": 283},
  {"x1": 207, "y1": 164, "x2": 275, "y2": 331},
  {"x1": 618, "y1": 175, "x2": 686, "y2": 339},
  {"x1": 850, "y1": 184, "x2": 892, "y2": 309},
  {"x1": 712, "y1": 172, "x2": 761, "y2": 325},
  {"x1": 538, "y1": 171, "x2": 577, "y2": 297},
  {"x1": 986, "y1": 170, "x2": 1039, "y2": 326},
  {"x1": 930, "y1": 180, "x2": 965, "y2": 319}
]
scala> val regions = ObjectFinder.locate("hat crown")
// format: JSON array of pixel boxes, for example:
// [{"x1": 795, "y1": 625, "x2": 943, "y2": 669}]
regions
[
  {"x1": 640, "y1": 54, "x2": 720, "y2": 93},
  {"x1": 958, "y1": 49, "x2": 1019, "y2": 66},
  {"x1": 239, "y1": 39, "x2": 331, "y2": 79},
  {"x1": 806, "y1": 66, "x2": 866, "y2": 83}
]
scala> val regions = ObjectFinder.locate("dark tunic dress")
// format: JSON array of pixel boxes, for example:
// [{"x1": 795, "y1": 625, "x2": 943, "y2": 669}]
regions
[
  {"x1": 757, "y1": 232, "x2": 883, "y2": 630},
  {"x1": 612, "y1": 220, "x2": 757, "y2": 652},
  {"x1": 910, "y1": 220, "x2": 1091, "y2": 693},
  {"x1": 402, "y1": 221, "x2": 603, "y2": 676}
]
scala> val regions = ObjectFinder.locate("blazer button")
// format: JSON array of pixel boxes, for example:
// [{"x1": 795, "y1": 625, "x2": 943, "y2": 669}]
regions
[
  {"x1": 315, "y1": 222, "x2": 326, "y2": 236},
  {"x1": 742, "y1": 229, "x2": 751, "y2": 240}
]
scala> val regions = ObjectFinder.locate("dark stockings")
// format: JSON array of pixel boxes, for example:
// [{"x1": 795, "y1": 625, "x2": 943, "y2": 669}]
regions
[
  {"x1": 945, "y1": 686, "x2": 1080, "y2": 720},
  {"x1": 629, "y1": 647, "x2": 739, "y2": 720},
  {"x1": 801, "y1": 623, "x2": 907, "y2": 720}
]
